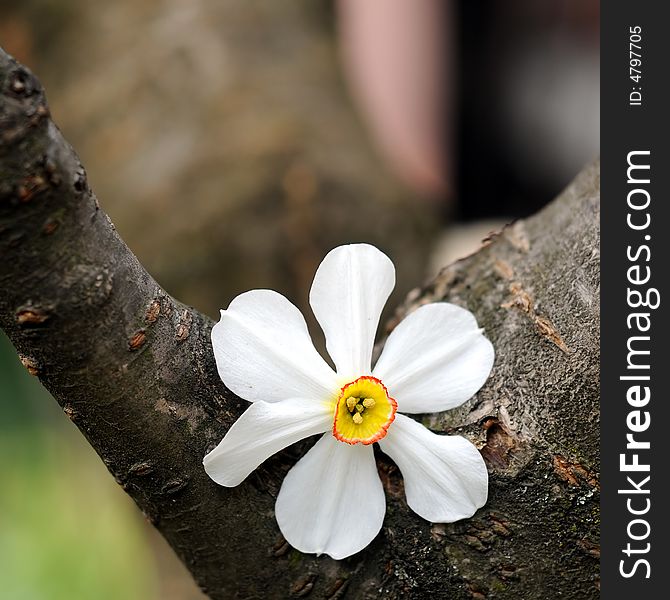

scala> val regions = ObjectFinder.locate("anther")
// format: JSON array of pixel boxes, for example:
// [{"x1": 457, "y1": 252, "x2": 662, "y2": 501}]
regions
[
  {"x1": 362, "y1": 398, "x2": 376, "y2": 408},
  {"x1": 346, "y1": 397, "x2": 357, "y2": 412},
  {"x1": 352, "y1": 412, "x2": 363, "y2": 425}
]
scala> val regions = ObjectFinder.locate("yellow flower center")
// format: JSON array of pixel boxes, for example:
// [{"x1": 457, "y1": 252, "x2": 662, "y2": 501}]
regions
[{"x1": 332, "y1": 376, "x2": 397, "y2": 445}]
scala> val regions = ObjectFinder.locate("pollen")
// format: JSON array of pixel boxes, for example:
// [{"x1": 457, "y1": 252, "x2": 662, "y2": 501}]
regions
[{"x1": 332, "y1": 376, "x2": 397, "y2": 445}]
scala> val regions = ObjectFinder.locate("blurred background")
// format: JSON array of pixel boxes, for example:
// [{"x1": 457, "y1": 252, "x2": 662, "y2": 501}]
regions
[{"x1": 0, "y1": 0, "x2": 598, "y2": 597}]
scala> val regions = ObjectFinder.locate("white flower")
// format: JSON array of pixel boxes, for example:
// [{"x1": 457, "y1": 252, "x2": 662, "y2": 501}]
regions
[{"x1": 203, "y1": 244, "x2": 494, "y2": 559}]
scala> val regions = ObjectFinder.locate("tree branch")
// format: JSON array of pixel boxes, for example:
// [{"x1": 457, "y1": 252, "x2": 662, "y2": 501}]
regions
[{"x1": 0, "y1": 48, "x2": 599, "y2": 599}]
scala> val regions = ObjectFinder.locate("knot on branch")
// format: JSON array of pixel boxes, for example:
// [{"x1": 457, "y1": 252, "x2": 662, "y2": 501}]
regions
[{"x1": 0, "y1": 53, "x2": 49, "y2": 150}]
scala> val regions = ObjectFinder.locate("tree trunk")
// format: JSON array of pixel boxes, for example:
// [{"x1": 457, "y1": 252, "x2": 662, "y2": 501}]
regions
[{"x1": 0, "y1": 49, "x2": 599, "y2": 599}]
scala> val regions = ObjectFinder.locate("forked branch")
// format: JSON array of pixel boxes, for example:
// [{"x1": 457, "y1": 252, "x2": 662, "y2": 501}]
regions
[{"x1": 0, "y1": 49, "x2": 599, "y2": 599}]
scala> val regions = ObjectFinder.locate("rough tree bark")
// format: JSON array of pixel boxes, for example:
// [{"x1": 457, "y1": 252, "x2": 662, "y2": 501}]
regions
[{"x1": 0, "y1": 49, "x2": 599, "y2": 599}]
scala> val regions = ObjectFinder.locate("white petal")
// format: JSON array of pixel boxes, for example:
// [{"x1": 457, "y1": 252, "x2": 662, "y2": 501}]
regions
[
  {"x1": 309, "y1": 244, "x2": 395, "y2": 381},
  {"x1": 212, "y1": 290, "x2": 338, "y2": 403},
  {"x1": 275, "y1": 434, "x2": 385, "y2": 559},
  {"x1": 203, "y1": 398, "x2": 332, "y2": 487},
  {"x1": 373, "y1": 303, "x2": 494, "y2": 413},
  {"x1": 379, "y1": 414, "x2": 488, "y2": 522}
]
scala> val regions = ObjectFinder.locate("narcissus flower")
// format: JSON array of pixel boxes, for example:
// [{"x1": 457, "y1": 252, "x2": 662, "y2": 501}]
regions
[{"x1": 204, "y1": 244, "x2": 494, "y2": 559}]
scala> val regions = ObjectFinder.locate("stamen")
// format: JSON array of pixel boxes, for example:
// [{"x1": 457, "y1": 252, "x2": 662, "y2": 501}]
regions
[{"x1": 332, "y1": 375, "x2": 398, "y2": 445}]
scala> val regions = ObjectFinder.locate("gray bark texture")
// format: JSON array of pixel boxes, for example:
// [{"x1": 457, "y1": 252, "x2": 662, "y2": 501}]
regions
[{"x1": 0, "y1": 49, "x2": 599, "y2": 599}]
